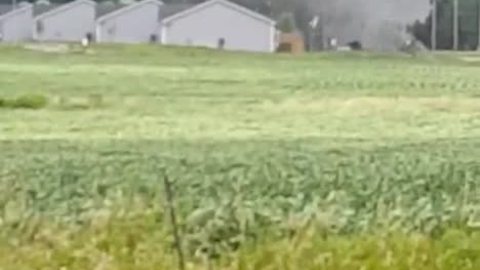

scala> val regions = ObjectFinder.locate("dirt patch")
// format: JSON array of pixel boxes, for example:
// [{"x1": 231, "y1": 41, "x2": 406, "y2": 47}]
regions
[
  {"x1": 458, "y1": 56, "x2": 480, "y2": 63},
  {"x1": 23, "y1": 43, "x2": 71, "y2": 54}
]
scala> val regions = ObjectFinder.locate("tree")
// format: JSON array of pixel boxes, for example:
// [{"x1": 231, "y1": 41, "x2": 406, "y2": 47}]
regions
[
  {"x1": 413, "y1": 0, "x2": 480, "y2": 50},
  {"x1": 277, "y1": 12, "x2": 296, "y2": 33}
]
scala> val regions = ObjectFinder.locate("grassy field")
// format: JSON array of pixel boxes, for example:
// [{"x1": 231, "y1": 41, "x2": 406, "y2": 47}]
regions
[{"x1": 1, "y1": 45, "x2": 480, "y2": 269}]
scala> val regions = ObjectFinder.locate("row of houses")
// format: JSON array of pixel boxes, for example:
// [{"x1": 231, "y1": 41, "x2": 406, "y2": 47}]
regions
[{"x1": 0, "y1": 0, "x2": 278, "y2": 52}]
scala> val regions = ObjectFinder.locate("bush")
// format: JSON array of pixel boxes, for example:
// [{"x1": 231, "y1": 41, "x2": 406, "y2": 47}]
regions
[{"x1": 8, "y1": 94, "x2": 48, "y2": 109}]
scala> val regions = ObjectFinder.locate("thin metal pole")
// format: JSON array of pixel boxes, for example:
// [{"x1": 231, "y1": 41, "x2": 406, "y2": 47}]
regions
[
  {"x1": 163, "y1": 175, "x2": 186, "y2": 270},
  {"x1": 431, "y1": 0, "x2": 437, "y2": 50},
  {"x1": 12, "y1": 0, "x2": 17, "y2": 43},
  {"x1": 453, "y1": 0, "x2": 459, "y2": 50},
  {"x1": 477, "y1": 0, "x2": 480, "y2": 49},
  {"x1": 309, "y1": 29, "x2": 314, "y2": 52}
]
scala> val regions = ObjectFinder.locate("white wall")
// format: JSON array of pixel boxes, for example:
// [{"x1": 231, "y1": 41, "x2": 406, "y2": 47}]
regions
[
  {"x1": 0, "y1": 6, "x2": 33, "y2": 42},
  {"x1": 162, "y1": 2, "x2": 275, "y2": 52},
  {"x1": 36, "y1": 2, "x2": 95, "y2": 42},
  {"x1": 97, "y1": 2, "x2": 160, "y2": 43}
]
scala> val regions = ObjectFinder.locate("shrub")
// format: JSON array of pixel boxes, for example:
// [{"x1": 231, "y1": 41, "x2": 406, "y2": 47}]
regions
[{"x1": 9, "y1": 94, "x2": 48, "y2": 109}]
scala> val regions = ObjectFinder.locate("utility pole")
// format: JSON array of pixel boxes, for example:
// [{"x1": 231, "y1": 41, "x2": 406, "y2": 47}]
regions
[
  {"x1": 431, "y1": 0, "x2": 437, "y2": 50},
  {"x1": 12, "y1": 0, "x2": 17, "y2": 43},
  {"x1": 309, "y1": 15, "x2": 319, "y2": 52},
  {"x1": 477, "y1": 0, "x2": 480, "y2": 49},
  {"x1": 453, "y1": 0, "x2": 459, "y2": 50}
]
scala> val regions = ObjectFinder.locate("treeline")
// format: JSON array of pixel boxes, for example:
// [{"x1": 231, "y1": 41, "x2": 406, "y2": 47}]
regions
[{"x1": 412, "y1": 0, "x2": 480, "y2": 50}]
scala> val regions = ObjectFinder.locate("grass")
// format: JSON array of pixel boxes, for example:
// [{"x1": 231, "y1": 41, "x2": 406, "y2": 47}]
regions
[{"x1": 1, "y1": 44, "x2": 480, "y2": 269}]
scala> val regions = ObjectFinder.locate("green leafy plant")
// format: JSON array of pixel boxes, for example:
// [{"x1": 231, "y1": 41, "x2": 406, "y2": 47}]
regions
[{"x1": 4, "y1": 94, "x2": 48, "y2": 109}]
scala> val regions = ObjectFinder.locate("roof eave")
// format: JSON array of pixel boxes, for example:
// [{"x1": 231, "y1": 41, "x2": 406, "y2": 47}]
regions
[
  {"x1": 34, "y1": 0, "x2": 96, "y2": 21},
  {"x1": 96, "y1": 0, "x2": 163, "y2": 24},
  {"x1": 0, "y1": 3, "x2": 32, "y2": 20},
  {"x1": 161, "y1": 0, "x2": 274, "y2": 27}
]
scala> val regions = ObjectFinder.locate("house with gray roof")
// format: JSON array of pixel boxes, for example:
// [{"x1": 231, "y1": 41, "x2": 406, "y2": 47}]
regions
[
  {"x1": 95, "y1": 0, "x2": 163, "y2": 43},
  {"x1": 0, "y1": 2, "x2": 33, "y2": 42},
  {"x1": 33, "y1": 0, "x2": 96, "y2": 42},
  {"x1": 159, "y1": 0, "x2": 277, "y2": 53},
  {"x1": 157, "y1": 3, "x2": 193, "y2": 38},
  {"x1": 158, "y1": 3, "x2": 195, "y2": 20}
]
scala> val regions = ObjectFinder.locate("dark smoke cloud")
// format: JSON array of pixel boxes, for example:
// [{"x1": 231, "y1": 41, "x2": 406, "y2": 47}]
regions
[{"x1": 312, "y1": 0, "x2": 431, "y2": 51}]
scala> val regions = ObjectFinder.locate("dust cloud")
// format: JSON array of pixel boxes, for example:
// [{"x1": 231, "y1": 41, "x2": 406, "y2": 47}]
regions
[{"x1": 311, "y1": 0, "x2": 432, "y2": 51}]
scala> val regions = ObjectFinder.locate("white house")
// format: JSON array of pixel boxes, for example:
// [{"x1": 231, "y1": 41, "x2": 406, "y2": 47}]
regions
[
  {"x1": 0, "y1": 3, "x2": 33, "y2": 42},
  {"x1": 160, "y1": 0, "x2": 277, "y2": 53},
  {"x1": 96, "y1": 0, "x2": 163, "y2": 43},
  {"x1": 33, "y1": 0, "x2": 96, "y2": 42}
]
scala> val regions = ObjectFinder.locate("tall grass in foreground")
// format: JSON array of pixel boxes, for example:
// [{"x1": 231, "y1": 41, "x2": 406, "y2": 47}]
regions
[
  {"x1": 0, "y1": 213, "x2": 478, "y2": 270},
  {"x1": 0, "y1": 140, "x2": 479, "y2": 269}
]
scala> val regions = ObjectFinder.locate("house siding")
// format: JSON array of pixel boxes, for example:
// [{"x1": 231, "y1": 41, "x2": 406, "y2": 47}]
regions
[
  {"x1": 97, "y1": 2, "x2": 161, "y2": 43},
  {"x1": 0, "y1": 6, "x2": 33, "y2": 42},
  {"x1": 162, "y1": 2, "x2": 274, "y2": 52},
  {"x1": 35, "y1": 2, "x2": 95, "y2": 42}
]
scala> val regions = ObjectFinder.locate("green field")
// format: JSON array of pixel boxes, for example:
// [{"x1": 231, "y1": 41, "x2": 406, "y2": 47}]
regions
[{"x1": 1, "y1": 45, "x2": 480, "y2": 269}]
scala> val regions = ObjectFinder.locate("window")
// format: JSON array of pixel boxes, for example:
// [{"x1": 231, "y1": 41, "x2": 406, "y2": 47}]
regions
[
  {"x1": 217, "y1": 38, "x2": 226, "y2": 49},
  {"x1": 150, "y1": 34, "x2": 158, "y2": 43},
  {"x1": 36, "y1": 21, "x2": 44, "y2": 34}
]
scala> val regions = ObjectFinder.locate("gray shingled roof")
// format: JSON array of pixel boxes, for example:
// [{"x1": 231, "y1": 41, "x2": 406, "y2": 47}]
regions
[
  {"x1": 96, "y1": 2, "x2": 127, "y2": 19},
  {"x1": 159, "y1": 3, "x2": 195, "y2": 20},
  {"x1": 0, "y1": 4, "x2": 14, "y2": 16},
  {"x1": 33, "y1": 3, "x2": 62, "y2": 17}
]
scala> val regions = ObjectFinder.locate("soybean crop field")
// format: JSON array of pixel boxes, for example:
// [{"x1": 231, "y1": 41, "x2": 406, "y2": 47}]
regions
[{"x1": 0, "y1": 45, "x2": 480, "y2": 269}]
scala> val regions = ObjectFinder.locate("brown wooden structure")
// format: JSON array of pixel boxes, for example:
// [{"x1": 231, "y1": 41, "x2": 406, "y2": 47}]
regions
[{"x1": 277, "y1": 32, "x2": 305, "y2": 54}]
